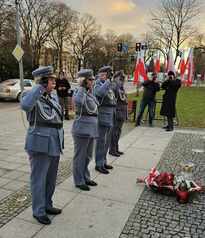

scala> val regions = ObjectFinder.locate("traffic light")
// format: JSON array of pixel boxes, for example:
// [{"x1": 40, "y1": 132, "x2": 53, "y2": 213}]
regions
[
  {"x1": 141, "y1": 44, "x2": 148, "y2": 50},
  {"x1": 117, "y1": 43, "x2": 123, "y2": 52},
  {"x1": 136, "y1": 42, "x2": 141, "y2": 51}
]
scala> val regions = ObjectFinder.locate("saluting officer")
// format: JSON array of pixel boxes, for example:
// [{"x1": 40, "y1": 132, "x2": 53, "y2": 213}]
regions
[
  {"x1": 72, "y1": 69, "x2": 99, "y2": 191},
  {"x1": 21, "y1": 66, "x2": 64, "y2": 225},
  {"x1": 109, "y1": 70, "x2": 128, "y2": 157},
  {"x1": 94, "y1": 66, "x2": 116, "y2": 174}
]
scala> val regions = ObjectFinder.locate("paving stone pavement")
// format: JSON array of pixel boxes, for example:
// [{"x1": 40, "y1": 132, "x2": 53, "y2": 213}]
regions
[
  {"x1": 1, "y1": 105, "x2": 205, "y2": 238},
  {"x1": 120, "y1": 132, "x2": 205, "y2": 238},
  {"x1": 0, "y1": 107, "x2": 74, "y2": 228},
  {"x1": 0, "y1": 105, "x2": 135, "y2": 229}
]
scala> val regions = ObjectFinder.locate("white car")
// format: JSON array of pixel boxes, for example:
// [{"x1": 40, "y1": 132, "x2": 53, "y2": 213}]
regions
[{"x1": 0, "y1": 79, "x2": 34, "y2": 102}]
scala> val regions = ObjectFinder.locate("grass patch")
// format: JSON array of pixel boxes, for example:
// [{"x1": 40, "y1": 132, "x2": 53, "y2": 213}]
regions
[{"x1": 127, "y1": 87, "x2": 205, "y2": 128}]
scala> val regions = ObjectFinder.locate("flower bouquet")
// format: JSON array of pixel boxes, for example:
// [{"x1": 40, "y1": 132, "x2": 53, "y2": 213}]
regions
[{"x1": 137, "y1": 164, "x2": 204, "y2": 203}]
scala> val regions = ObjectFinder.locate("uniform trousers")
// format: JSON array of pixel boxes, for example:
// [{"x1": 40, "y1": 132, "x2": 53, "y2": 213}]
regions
[
  {"x1": 30, "y1": 154, "x2": 60, "y2": 217},
  {"x1": 73, "y1": 136, "x2": 94, "y2": 185},
  {"x1": 110, "y1": 120, "x2": 124, "y2": 153},
  {"x1": 95, "y1": 125, "x2": 112, "y2": 167}
]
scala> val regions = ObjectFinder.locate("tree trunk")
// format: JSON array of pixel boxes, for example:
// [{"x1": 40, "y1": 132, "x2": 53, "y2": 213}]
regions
[
  {"x1": 78, "y1": 58, "x2": 81, "y2": 71},
  {"x1": 59, "y1": 40, "x2": 63, "y2": 72}
]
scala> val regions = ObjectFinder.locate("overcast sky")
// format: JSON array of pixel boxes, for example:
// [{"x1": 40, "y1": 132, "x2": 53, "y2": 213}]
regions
[{"x1": 62, "y1": 0, "x2": 205, "y2": 37}]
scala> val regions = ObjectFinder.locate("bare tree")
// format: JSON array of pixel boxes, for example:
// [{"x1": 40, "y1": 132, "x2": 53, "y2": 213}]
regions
[
  {"x1": 84, "y1": 34, "x2": 107, "y2": 74},
  {"x1": 19, "y1": 0, "x2": 56, "y2": 68},
  {"x1": 104, "y1": 30, "x2": 118, "y2": 61},
  {"x1": 48, "y1": 2, "x2": 77, "y2": 71},
  {"x1": 0, "y1": 0, "x2": 18, "y2": 80},
  {"x1": 189, "y1": 32, "x2": 205, "y2": 48},
  {"x1": 68, "y1": 14, "x2": 100, "y2": 70},
  {"x1": 0, "y1": 0, "x2": 14, "y2": 43},
  {"x1": 189, "y1": 32, "x2": 205, "y2": 74},
  {"x1": 150, "y1": 0, "x2": 201, "y2": 62}
]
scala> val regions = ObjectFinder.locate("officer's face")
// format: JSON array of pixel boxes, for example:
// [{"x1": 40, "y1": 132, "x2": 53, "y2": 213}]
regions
[
  {"x1": 99, "y1": 72, "x2": 107, "y2": 81},
  {"x1": 47, "y1": 78, "x2": 56, "y2": 92},
  {"x1": 86, "y1": 78, "x2": 94, "y2": 90}
]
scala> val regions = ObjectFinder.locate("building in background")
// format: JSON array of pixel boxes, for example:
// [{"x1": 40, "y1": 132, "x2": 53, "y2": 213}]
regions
[{"x1": 39, "y1": 47, "x2": 78, "y2": 80}]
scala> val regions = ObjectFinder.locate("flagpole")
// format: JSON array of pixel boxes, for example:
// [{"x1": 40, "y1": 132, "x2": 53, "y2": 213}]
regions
[
  {"x1": 15, "y1": 0, "x2": 24, "y2": 93},
  {"x1": 136, "y1": 51, "x2": 140, "y2": 97}
]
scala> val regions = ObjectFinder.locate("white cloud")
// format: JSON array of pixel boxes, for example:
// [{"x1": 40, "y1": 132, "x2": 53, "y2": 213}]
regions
[
  {"x1": 110, "y1": 0, "x2": 136, "y2": 14},
  {"x1": 63, "y1": 0, "x2": 147, "y2": 35},
  {"x1": 62, "y1": 0, "x2": 205, "y2": 36}
]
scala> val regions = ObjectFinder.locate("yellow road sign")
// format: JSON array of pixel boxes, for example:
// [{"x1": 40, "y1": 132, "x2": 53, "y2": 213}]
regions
[{"x1": 12, "y1": 45, "x2": 24, "y2": 62}]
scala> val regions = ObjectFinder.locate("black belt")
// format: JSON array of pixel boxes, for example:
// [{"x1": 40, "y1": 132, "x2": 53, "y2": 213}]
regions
[
  {"x1": 100, "y1": 104, "x2": 116, "y2": 108},
  {"x1": 29, "y1": 121, "x2": 63, "y2": 129},
  {"x1": 76, "y1": 112, "x2": 97, "y2": 117}
]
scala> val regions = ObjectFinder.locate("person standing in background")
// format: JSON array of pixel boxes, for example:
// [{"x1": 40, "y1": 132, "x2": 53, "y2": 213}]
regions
[
  {"x1": 136, "y1": 73, "x2": 160, "y2": 127},
  {"x1": 56, "y1": 71, "x2": 71, "y2": 120},
  {"x1": 160, "y1": 71, "x2": 181, "y2": 131}
]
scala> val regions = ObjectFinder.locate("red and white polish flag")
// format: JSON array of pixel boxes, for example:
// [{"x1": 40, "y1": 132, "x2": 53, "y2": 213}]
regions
[
  {"x1": 185, "y1": 48, "x2": 194, "y2": 86},
  {"x1": 133, "y1": 51, "x2": 148, "y2": 85},
  {"x1": 179, "y1": 50, "x2": 186, "y2": 82},
  {"x1": 154, "y1": 51, "x2": 160, "y2": 74},
  {"x1": 166, "y1": 50, "x2": 176, "y2": 73}
]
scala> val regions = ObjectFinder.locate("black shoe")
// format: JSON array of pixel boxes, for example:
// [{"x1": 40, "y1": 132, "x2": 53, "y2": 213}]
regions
[
  {"x1": 109, "y1": 151, "x2": 120, "y2": 157},
  {"x1": 117, "y1": 151, "x2": 124, "y2": 155},
  {"x1": 76, "y1": 184, "x2": 90, "y2": 191},
  {"x1": 166, "y1": 128, "x2": 173, "y2": 131},
  {"x1": 46, "y1": 207, "x2": 62, "y2": 215},
  {"x1": 95, "y1": 166, "x2": 109, "y2": 174},
  {"x1": 33, "y1": 215, "x2": 51, "y2": 225},
  {"x1": 162, "y1": 125, "x2": 168, "y2": 129},
  {"x1": 104, "y1": 164, "x2": 113, "y2": 170},
  {"x1": 86, "y1": 180, "x2": 98, "y2": 186}
]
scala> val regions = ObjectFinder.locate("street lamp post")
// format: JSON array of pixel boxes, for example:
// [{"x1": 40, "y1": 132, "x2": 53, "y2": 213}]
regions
[{"x1": 15, "y1": 0, "x2": 24, "y2": 93}]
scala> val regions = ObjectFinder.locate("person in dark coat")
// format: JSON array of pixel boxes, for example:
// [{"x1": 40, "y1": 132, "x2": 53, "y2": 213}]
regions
[
  {"x1": 160, "y1": 71, "x2": 181, "y2": 131},
  {"x1": 136, "y1": 73, "x2": 160, "y2": 127},
  {"x1": 109, "y1": 70, "x2": 128, "y2": 157},
  {"x1": 55, "y1": 71, "x2": 71, "y2": 120}
]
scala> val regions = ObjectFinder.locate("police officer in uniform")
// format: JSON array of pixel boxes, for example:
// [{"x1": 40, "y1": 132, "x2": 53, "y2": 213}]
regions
[
  {"x1": 21, "y1": 66, "x2": 64, "y2": 225},
  {"x1": 72, "y1": 69, "x2": 99, "y2": 191},
  {"x1": 109, "y1": 70, "x2": 128, "y2": 157},
  {"x1": 94, "y1": 66, "x2": 116, "y2": 174}
]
